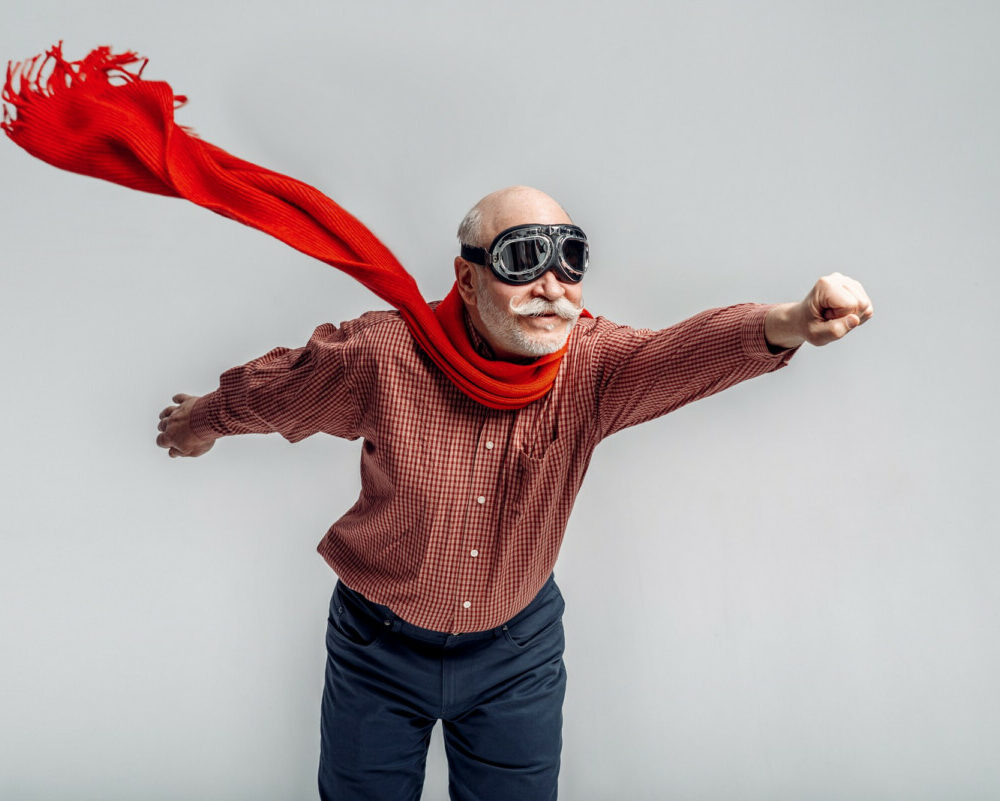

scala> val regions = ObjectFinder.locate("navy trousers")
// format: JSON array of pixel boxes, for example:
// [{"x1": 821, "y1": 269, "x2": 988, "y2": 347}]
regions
[{"x1": 319, "y1": 574, "x2": 567, "y2": 801}]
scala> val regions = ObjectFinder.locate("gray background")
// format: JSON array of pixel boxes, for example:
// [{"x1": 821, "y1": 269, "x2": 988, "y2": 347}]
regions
[{"x1": 2, "y1": 1, "x2": 997, "y2": 799}]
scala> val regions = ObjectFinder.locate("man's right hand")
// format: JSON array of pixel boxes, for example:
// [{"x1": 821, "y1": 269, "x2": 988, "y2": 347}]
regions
[{"x1": 156, "y1": 393, "x2": 216, "y2": 458}]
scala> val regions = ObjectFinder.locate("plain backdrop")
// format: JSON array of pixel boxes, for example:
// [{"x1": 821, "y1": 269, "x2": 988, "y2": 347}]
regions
[{"x1": 2, "y1": 2, "x2": 998, "y2": 799}]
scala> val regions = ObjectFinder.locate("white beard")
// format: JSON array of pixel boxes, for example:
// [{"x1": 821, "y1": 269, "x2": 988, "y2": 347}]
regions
[{"x1": 474, "y1": 275, "x2": 582, "y2": 358}]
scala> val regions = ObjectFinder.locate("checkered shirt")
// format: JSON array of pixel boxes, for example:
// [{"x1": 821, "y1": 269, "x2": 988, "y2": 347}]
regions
[{"x1": 189, "y1": 302, "x2": 797, "y2": 633}]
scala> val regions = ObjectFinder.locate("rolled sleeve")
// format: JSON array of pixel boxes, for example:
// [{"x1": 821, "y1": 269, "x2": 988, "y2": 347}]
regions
[{"x1": 740, "y1": 303, "x2": 802, "y2": 362}]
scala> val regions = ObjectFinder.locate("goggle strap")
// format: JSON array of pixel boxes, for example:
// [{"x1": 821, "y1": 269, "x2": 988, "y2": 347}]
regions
[{"x1": 460, "y1": 243, "x2": 489, "y2": 265}]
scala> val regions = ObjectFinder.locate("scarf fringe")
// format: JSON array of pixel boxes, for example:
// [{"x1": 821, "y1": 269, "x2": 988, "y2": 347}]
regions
[{"x1": 3, "y1": 42, "x2": 185, "y2": 136}]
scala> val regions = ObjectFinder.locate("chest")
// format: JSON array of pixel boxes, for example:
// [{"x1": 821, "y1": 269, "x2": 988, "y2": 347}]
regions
[{"x1": 359, "y1": 347, "x2": 596, "y2": 500}]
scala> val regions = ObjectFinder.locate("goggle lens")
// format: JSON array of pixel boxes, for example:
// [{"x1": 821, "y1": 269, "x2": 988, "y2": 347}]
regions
[
  {"x1": 560, "y1": 238, "x2": 587, "y2": 277},
  {"x1": 498, "y1": 237, "x2": 552, "y2": 280}
]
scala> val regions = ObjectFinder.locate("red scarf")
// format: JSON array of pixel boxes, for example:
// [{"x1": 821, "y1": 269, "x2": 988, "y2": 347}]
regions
[{"x1": 3, "y1": 43, "x2": 585, "y2": 410}]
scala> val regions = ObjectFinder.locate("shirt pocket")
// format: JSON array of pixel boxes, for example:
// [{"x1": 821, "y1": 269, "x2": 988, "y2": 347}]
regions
[{"x1": 501, "y1": 437, "x2": 571, "y2": 531}]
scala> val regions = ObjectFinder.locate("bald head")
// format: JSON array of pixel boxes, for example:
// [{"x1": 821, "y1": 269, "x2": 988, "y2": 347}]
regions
[{"x1": 457, "y1": 185, "x2": 573, "y2": 248}]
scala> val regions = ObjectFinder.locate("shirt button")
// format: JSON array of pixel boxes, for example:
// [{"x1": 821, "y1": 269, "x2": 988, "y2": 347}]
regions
[
  {"x1": 463, "y1": 601, "x2": 472, "y2": 609},
  {"x1": 485, "y1": 441, "x2": 495, "y2": 450},
  {"x1": 476, "y1": 495, "x2": 486, "y2": 505},
  {"x1": 470, "y1": 549, "x2": 479, "y2": 557}
]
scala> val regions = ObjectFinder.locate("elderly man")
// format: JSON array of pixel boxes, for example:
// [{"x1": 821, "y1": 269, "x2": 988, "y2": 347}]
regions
[{"x1": 157, "y1": 185, "x2": 872, "y2": 801}]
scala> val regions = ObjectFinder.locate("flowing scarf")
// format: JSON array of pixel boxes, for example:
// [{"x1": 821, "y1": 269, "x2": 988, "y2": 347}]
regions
[{"x1": 3, "y1": 43, "x2": 585, "y2": 410}]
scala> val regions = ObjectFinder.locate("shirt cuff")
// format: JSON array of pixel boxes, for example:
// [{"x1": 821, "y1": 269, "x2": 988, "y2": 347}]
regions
[
  {"x1": 740, "y1": 303, "x2": 802, "y2": 362},
  {"x1": 188, "y1": 392, "x2": 222, "y2": 441}
]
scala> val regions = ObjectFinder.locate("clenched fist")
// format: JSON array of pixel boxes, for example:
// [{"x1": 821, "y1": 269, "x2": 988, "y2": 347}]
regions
[
  {"x1": 156, "y1": 393, "x2": 216, "y2": 458},
  {"x1": 765, "y1": 272, "x2": 874, "y2": 349}
]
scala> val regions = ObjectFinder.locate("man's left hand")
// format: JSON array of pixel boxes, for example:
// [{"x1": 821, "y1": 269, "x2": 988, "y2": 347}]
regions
[{"x1": 764, "y1": 272, "x2": 874, "y2": 349}]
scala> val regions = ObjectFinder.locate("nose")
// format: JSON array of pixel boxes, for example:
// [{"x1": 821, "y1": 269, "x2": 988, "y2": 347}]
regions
[{"x1": 531, "y1": 269, "x2": 567, "y2": 300}]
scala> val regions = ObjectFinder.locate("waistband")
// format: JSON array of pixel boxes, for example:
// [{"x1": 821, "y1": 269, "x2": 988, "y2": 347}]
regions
[{"x1": 335, "y1": 573, "x2": 560, "y2": 646}]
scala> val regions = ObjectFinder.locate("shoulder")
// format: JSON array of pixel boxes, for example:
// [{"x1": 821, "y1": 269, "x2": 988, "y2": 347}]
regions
[
  {"x1": 566, "y1": 313, "x2": 649, "y2": 352},
  {"x1": 569, "y1": 314, "x2": 637, "y2": 339},
  {"x1": 304, "y1": 309, "x2": 411, "y2": 349},
  {"x1": 291, "y1": 310, "x2": 415, "y2": 371},
  {"x1": 335, "y1": 309, "x2": 411, "y2": 345},
  {"x1": 324, "y1": 309, "x2": 429, "y2": 378}
]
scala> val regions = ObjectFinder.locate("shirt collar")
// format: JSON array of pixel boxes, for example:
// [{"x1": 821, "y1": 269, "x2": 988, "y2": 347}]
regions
[{"x1": 462, "y1": 306, "x2": 497, "y2": 360}]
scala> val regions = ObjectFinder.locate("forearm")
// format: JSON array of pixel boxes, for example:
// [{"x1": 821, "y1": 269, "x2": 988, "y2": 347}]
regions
[
  {"x1": 596, "y1": 303, "x2": 798, "y2": 437},
  {"x1": 186, "y1": 353, "x2": 310, "y2": 441},
  {"x1": 183, "y1": 324, "x2": 361, "y2": 444},
  {"x1": 764, "y1": 302, "x2": 807, "y2": 350}
]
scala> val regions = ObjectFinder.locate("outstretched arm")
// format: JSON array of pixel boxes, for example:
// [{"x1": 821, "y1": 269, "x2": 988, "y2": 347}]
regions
[
  {"x1": 153, "y1": 323, "x2": 361, "y2": 459},
  {"x1": 591, "y1": 272, "x2": 873, "y2": 439},
  {"x1": 764, "y1": 272, "x2": 874, "y2": 350}
]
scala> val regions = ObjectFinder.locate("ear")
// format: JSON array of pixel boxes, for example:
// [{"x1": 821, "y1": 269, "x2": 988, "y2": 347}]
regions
[{"x1": 454, "y1": 256, "x2": 478, "y2": 307}]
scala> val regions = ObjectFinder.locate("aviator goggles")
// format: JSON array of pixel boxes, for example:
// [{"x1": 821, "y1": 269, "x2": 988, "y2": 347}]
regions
[{"x1": 460, "y1": 224, "x2": 589, "y2": 285}]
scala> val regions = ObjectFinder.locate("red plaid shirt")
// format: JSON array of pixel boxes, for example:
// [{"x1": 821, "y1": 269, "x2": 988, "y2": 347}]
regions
[{"x1": 189, "y1": 302, "x2": 797, "y2": 633}]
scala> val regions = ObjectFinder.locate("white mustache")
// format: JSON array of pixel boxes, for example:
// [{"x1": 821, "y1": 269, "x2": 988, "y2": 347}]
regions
[{"x1": 509, "y1": 296, "x2": 583, "y2": 320}]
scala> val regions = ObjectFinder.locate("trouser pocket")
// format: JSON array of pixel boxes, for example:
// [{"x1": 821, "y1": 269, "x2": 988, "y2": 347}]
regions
[
  {"x1": 500, "y1": 579, "x2": 565, "y2": 651},
  {"x1": 327, "y1": 581, "x2": 385, "y2": 650}
]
